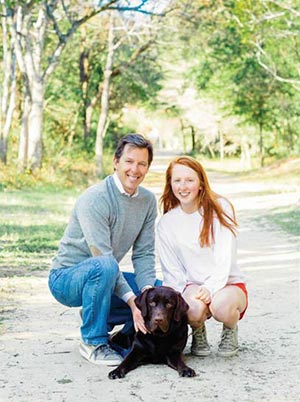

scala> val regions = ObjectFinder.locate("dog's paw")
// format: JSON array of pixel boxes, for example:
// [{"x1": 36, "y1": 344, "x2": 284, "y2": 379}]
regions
[
  {"x1": 180, "y1": 367, "x2": 196, "y2": 377},
  {"x1": 108, "y1": 368, "x2": 125, "y2": 380}
]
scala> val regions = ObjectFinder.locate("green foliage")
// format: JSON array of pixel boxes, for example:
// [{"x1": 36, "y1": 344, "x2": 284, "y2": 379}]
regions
[
  {"x1": 103, "y1": 120, "x2": 136, "y2": 152},
  {"x1": 42, "y1": 16, "x2": 163, "y2": 157},
  {"x1": 232, "y1": 57, "x2": 279, "y2": 127},
  {"x1": 181, "y1": 0, "x2": 300, "y2": 161},
  {"x1": 1, "y1": 0, "x2": 300, "y2": 177},
  {"x1": 0, "y1": 151, "x2": 114, "y2": 191}
]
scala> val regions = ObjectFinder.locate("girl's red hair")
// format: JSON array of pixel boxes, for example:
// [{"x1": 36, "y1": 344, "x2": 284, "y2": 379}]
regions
[{"x1": 159, "y1": 156, "x2": 237, "y2": 247}]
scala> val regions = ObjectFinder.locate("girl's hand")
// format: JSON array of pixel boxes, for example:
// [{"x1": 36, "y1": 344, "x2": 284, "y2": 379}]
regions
[
  {"x1": 195, "y1": 286, "x2": 211, "y2": 304},
  {"x1": 127, "y1": 295, "x2": 148, "y2": 334}
]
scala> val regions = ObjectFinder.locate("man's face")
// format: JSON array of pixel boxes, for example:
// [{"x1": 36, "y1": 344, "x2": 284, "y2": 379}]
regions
[{"x1": 113, "y1": 144, "x2": 150, "y2": 195}]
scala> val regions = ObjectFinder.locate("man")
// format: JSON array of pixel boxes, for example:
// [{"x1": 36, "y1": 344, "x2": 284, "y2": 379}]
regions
[{"x1": 48, "y1": 134, "x2": 160, "y2": 365}]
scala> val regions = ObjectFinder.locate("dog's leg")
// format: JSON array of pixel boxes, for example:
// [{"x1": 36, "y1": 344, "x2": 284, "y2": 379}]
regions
[
  {"x1": 167, "y1": 353, "x2": 196, "y2": 377},
  {"x1": 108, "y1": 346, "x2": 146, "y2": 379}
]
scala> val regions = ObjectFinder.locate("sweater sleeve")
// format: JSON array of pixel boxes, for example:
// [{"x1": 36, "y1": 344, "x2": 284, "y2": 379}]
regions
[
  {"x1": 75, "y1": 192, "x2": 113, "y2": 256},
  {"x1": 131, "y1": 195, "x2": 157, "y2": 290},
  {"x1": 157, "y1": 219, "x2": 187, "y2": 293},
  {"x1": 76, "y1": 189, "x2": 132, "y2": 300},
  {"x1": 203, "y1": 202, "x2": 236, "y2": 296}
]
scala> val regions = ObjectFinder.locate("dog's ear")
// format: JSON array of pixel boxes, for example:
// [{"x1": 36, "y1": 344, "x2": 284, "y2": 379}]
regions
[
  {"x1": 135, "y1": 288, "x2": 151, "y2": 318},
  {"x1": 173, "y1": 292, "x2": 189, "y2": 321}
]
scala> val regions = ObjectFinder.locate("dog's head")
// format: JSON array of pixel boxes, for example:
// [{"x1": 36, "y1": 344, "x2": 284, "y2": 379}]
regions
[{"x1": 135, "y1": 286, "x2": 189, "y2": 334}]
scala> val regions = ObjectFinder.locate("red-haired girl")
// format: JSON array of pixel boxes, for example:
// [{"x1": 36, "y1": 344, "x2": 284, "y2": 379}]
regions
[{"x1": 157, "y1": 156, "x2": 248, "y2": 357}]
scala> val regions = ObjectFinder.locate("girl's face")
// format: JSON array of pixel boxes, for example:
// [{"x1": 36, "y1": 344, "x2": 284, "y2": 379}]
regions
[{"x1": 171, "y1": 164, "x2": 201, "y2": 213}]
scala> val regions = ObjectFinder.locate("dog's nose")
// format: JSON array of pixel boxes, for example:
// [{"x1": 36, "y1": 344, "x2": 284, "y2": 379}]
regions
[{"x1": 154, "y1": 317, "x2": 163, "y2": 324}]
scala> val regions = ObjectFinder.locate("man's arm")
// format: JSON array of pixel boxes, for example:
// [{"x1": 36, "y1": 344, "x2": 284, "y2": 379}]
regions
[{"x1": 76, "y1": 188, "x2": 133, "y2": 299}]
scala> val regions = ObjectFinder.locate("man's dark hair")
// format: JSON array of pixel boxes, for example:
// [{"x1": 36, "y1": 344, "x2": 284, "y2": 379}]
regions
[{"x1": 114, "y1": 133, "x2": 153, "y2": 166}]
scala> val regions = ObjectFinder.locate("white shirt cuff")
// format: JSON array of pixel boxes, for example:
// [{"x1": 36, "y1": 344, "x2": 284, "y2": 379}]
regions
[
  {"x1": 141, "y1": 285, "x2": 153, "y2": 292},
  {"x1": 122, "y1": 291, "x2": 135, "y2": 303}
]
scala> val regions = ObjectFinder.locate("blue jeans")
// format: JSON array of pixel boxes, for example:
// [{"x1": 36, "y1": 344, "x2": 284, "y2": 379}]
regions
[{"x1": 48, "y1": 255, "x2": 161, "y2": 346}]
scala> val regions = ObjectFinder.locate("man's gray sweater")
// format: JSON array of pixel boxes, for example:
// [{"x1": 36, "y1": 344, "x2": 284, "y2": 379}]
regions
[{"x1": 51, "y1": 175, "x2": 157, "y2": 299}]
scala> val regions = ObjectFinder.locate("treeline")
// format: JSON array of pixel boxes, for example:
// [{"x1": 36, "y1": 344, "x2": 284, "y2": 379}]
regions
[
  {"x1": 0, "y1": 0, "x2": 164, "y2": 176},
  {"x1": 1, "y1": 0, "x2": 299, "y2": 179},
  {"x1": 180, "y1": 0, "x2": 300, "y2": 167}
]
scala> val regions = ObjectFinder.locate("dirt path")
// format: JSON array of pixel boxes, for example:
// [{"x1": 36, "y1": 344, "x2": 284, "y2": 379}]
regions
[{"x1": 1, "y1": 161, "x2": 299, "y2": 402}]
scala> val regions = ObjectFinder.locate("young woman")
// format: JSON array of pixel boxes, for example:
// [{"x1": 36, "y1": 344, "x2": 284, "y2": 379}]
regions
[{"x1": 157, "y1": 156, "x2": 248, "y2": 357}]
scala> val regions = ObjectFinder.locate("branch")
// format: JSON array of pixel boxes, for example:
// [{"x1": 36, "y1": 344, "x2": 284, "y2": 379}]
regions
[
  {"x1": 43, "y1": 1, "x2": 119, "y2": 81},
  {"x1": 44, "y1": 0, "x2": 161, "y2": 81},
  {"x1": 254, "y1": 41, "x2": 300, "y2": 88},
  {"x1": 111, "y1": 39, "x2": 155, "y2": 77},
  {"x1": 265, "y1": 0, "x2": 300, "y2": 17},
  {"x1": 108, "y1": 0, "x2": 165, "y2": 16}
]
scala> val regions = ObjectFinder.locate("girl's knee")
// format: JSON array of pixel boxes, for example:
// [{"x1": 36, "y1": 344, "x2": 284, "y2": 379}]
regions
[
  {"x1": 187, "y1": 302, "x2": 209, "y2": 324},
  {"x1": 210, "y1": 301, "x2": 238, "y2": 323}
]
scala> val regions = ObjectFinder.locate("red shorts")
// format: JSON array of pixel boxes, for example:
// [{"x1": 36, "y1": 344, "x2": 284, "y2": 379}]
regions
[{"x1": 231, "y1": 283, "x2": 248, "y2": 320}]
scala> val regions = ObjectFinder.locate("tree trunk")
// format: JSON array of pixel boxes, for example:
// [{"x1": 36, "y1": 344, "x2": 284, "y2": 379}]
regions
[
  {"x1": 190, "y1": 126, "x2": 196, "y2": 151},
  {"x1": 18, "y1": 87, "x2": 31, "y2": 170},
  {"x1": 95, "y1": 14, "x2": 115, "y2": 176},
  {"x1": 79, "y1": 25, "x2": 91, "y2": 142},
  {"x1": 219, "y1": 127, "x2": 224, "y2": 164},
  {"x1": 259, "y1": 121, "x2": 264, "y2": 167},
  {"x1": 27, "y1": 79, "x2": 44, "y2": 170},
  {"x1": 0, "y1": 8, "x2": 16, "y2": 164},
  {"x1": 9, "y1": 4, "x2": 47, "y2": 170},
  {"x1": 240, "y1": 136, "x2": 251, "y2": 170}
]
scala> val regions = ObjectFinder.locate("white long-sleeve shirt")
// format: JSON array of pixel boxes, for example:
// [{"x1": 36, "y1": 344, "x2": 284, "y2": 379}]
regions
[{"x1": 157, "y1": 200, "x2": 245, "y2": 297}]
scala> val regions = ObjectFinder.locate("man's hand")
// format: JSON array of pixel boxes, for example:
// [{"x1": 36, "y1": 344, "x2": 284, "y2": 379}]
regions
[
  {"x1": 127, "y1": 295, "x2": 148, "y2": 334},
  {"x1": 195, "y1": 286, "x2": 211, "y2": 304}
]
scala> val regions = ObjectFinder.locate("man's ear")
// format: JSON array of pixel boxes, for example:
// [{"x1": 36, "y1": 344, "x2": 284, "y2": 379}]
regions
[{"x1": 113, "y1": 157, "x2": 118, "y2": 170}]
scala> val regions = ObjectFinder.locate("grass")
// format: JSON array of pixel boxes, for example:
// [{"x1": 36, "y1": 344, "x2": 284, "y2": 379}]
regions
[
  {"x1": 269, "y1": 205, "x2": 300, "y2": 236},
  {"x1": 0, "y1": 189, "x2": 78, "y2": 275}
]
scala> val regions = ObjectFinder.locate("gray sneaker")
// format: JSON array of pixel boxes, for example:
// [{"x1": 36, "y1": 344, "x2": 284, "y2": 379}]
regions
[
  {"x1": 191, "y1": 324, "x2": 211, "y2": 357},
  {"x1": 217, "y1": 325, "x2": 239, "y2": 357},
  {"x1": 79, "y1": 342, "x2": 122, "y2": 366}
]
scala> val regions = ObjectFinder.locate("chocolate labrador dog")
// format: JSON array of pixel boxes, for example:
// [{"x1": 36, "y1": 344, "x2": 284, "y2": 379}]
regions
[{"x1": 108, "y1": 286, "x2": 196, "y2": 379}]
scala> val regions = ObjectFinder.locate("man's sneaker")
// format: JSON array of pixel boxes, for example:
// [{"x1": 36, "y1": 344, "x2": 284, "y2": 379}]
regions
[
  {"x1": 79, "y1": 342, "x2": 122, "y2": 366},
  {"x1": 191, "y1": 324, "x2": 211, "y2": 357},
  {"x1": 217, "y1": 325, "x2": 239, "y2": 357}
]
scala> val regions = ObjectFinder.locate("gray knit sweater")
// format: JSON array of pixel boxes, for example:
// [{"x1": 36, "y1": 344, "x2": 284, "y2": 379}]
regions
[{"x1": 51, "y1": 175, "x2": 157, "y2": 299}]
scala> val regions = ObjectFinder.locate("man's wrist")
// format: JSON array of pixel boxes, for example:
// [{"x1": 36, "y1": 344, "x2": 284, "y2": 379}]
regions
[{"x1": 122, "y1": 290, "x2": 135, "y2": 303}]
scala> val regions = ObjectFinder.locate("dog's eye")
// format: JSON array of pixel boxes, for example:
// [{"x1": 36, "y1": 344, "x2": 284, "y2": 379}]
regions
[
  {"x1": 166, "y1": 303, "x2": 173, "y2": 308},
  {"x1": 149, "y1": 301, "x2": 156, "y2": 307}
]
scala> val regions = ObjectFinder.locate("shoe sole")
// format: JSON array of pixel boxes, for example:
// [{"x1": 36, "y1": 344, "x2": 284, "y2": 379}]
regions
[
  {"x1": 79, "y1": 347, "x2": 122, "y2": 366},
  {"x1": 217, "y1": 348, "x2": 239, "y2": 357},
  {"x1": 191, "y1": 349, "x2": 211, "y2": 357}
]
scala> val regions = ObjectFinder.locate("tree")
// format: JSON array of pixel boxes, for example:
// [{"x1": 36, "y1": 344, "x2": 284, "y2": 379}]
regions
[
  {"x1": 244, "y1": 0, "x2": 300, "y2": 87},
  {"x1": 0, "y1": 3, "x2": 17, "y2": 164},
  {"x1": 232, "y1": 57, "x2": 280, "y2": 167},
  {"x1": 95, "y1": 13, "x2": 158, "y2": 175},
  {"x1": 1, "y1": 0, "x2": 155, "y2": 170},
  {"x1": 176, "y1": 0, "x2": 300, "y2": 163},
  {"x1": 77, "y1": 10, "x2": 161, "y2": 175}
]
